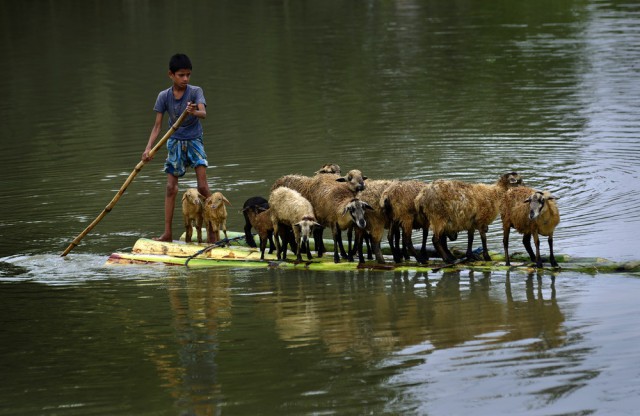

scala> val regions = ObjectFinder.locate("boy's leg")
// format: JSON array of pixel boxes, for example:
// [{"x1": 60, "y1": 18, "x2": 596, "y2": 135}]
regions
[
  {"x1": 194, "y1": 165, "x2": 211, "y2": 198},
  {"x1": 155, "y1": 174, "x2": 179, "y2": 242}
]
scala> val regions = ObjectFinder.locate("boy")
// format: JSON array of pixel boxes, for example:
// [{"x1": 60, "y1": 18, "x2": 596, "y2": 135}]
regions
[{"x1": 142, "y1": 53, "x2": 210, "y2": 242}]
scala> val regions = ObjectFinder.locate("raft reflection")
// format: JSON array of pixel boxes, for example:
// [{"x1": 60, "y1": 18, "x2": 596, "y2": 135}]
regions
[{"x1": 148, "y1": 269, "x2": 566, "y2": 413}]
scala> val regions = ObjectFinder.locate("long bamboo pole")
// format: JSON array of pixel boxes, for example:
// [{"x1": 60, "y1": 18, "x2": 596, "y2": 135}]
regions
[{"x1": 61, "y1": 108, "x2": 190, "y2": 257}]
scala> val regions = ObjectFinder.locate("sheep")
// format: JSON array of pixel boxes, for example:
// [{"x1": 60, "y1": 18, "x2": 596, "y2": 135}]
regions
[
  {"x1": 268, "y1": 187, "x2": 321, "y2": 262},
  {"x1": 351, "y1": 179, "x2": 397, "y2": 264},
  {"x1": 242, "y1": 205, "x2": 275, "y2": 260},
  {"x1": 500, "y1": 187, "x2": 560, "y2": 268},
  {"x1": 181, "y1": 188, "x2": 206, "y2": 244},
  {"x1": 415, "y1": 172, "x2": 523, "y2": 264},
  {"x1": 303, "y1": 173, "x2": 372, "y2": 263},
  {"x1": 380, "y1": 180, "x2": 429, "y2": 264},
  {"x1": 241, "y1": 196, "x2": 270, "y2": 248},
  {"x1": 315, "y1": 163, "x2": 341, "y2": 175},
  {"x1": 202, "y1": 191, "x2": 232, "y2": 245}
]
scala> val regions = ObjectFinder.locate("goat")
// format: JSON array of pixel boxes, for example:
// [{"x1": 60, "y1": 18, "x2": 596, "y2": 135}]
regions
[
  {"x1": 415, "y1": 172, "x2": 523, "y2": 264},
  {"x1": 268, "y1": 187, "x2": 321, "y2": 261},
  {"x1": 202, "y1": 192, "x2": 232, "y2": 245},
  {"x1": 500, "y1": 187, "x2": 560, "y2": 268},
  {"x1": 181, "y1": 188, "x2": 206, "y2": 244}
]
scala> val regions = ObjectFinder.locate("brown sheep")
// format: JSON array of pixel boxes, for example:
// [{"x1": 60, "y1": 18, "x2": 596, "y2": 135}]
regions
[
  {"x1": 181, "y1": 188, "x2": 206, "y2": 244},
  {"x1": 500, "y1": 187, "x2": 560, "y2": 268},
  {"x1": 380, "y1": 180, "x2": 429, "y2": 263},
  {"x1": 352, "y1": 179, "x2": 397, "y2": 264},
  {"x1": 242, "y1": 205, "x2": 276, "y2": 260},
  {"x1": 415, "y1": 172, "x2": 523, "y2": 264},
  {"x1": 269, "y1": 187, "x2": 321, "y2": 261},
  {"x1": 202, "y1": 192, "x2": 231, "y2": 245}
]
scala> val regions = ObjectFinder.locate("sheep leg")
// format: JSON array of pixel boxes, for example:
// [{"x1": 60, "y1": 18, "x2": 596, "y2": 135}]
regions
[
  {"x1": 522, "y1": 234, "x2": 536, "y2": 263},
  {"x1": 402, "y1": 224, "x2": 425, "y2": 264},
  {"x1": 243, "y1": 213, "x2": 257, "y2": 248},
  {"x1": 503, "y1": 227, "x2": 512, "y2": 266},
  {"x1": 184, "y1": 218, "x2": 193, "y2": 243},
  {"x1": 267, "y1": 230, "x2": 275, "y2": 254},
  {"x1": 533, "y1": 231, "x2": 542, "y2": 268},
  {"x1": 331, "y1": 224, "x2": 341, "y2": 263},
  {"x1": 294, "y1": 227, "x2": 303, "y2": 262},
  {"x1": 259, "y1": 235, "x2": 267, "y2": 260},
  {"x1": 548, "y1": 235, "x2": 558, "y2": 267},
  {"x1": 305, "y1": 237, "x2": 313, "y2": 260},
  {"x1": 365, "y1": 233, "x2": 373, "y2": 260},
  {"x1": 335, "y1": 224, "x2": 352, "y2": 261},
  {"x1": 388, "y1": 223, "x2": 403, "y2": 263},
  {"x1": 273, "y1": 222, "x2": 283, "y2": 260},
  {"x1": 479, "y1": 226, "x2": 491, "y2": 261},
  {"x1": 465, "y1": 229, "x2": 481, "y2": 261},
  {"x1": 440, "y1": 234, "x2": 453, "y2": 261},
  {"x1": 195, "y1": 217, "x2": 203, "y2": 244},
  {"x1": 432, "y1": 233, "x2": 455, "y2": 263},
  {"x1": 314, "y1": 227, "x2": 325, "y2": 257},
  {"x1": 355, "y1": 228, "x2": 365, "y2": 264}
]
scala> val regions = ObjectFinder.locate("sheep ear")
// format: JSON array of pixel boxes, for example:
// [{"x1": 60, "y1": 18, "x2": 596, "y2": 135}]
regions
[
  {"x1": 257, "y1": 206, "x2": 268, "y2": 212},
  {"x1": 363, "y1": 201, "x2": 374, "y2": 211},
  {"x1": 547, "y1": 195, "x2": 558, "y2": 201},
  {"x1": 335, "y1": 177, "x2": 347, "y2": 183},
  {"x1": 524, "y1": 196, "x2": 532, "y2": 203},
  {"x1": 313, "y1": 221, "x2": 322, "y2": 228},
  {"x1": 363, "y1": 176, "x2": 368, "y2": 181},
  {"x1": 223, "y1": 197, "x2": 232, "y2": 206},
  {"x1": 293, "y1": 222, "x2": 302, "y2": 229}
]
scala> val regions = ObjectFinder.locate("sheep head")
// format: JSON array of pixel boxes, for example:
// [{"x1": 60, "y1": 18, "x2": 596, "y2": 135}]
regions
[
  {"x1": 294, "y1": 216, "x2": 321, "y2": 242},
  {"x1": 335, "y1": 169, "x2": 368, "y2": 192},
  {"x1": 182, "y1": 189, "x2": 205, "y2": 206},
  {"x1": 498, "y1": 172, "x2": 524, "y2": 189},
  {"x1": 205, "y1": 192, "x2": 231, "y2": 210},
  {"x1": 524, "y1": 191, "x2": 557, "y2": 220},
  {"x1": 342, "y1": 199, "x2": 373, "y2": 229},
  {"x1": 315, "y1": 163, "x2": 341, "y2": 175}
]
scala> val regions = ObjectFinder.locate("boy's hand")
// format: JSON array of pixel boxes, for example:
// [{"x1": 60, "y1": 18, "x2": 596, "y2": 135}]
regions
[
  {"x1": 186, "y1": 102, "x2": 198, "y2": 115},
  {"x1": 142, "y1": 148, "x2": 153, "y2": 162}
]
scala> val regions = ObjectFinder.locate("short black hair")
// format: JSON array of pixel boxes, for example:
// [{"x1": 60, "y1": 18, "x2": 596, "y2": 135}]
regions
[{"x1": 169, "y1": 53, "x2": 192, "y2": 73}]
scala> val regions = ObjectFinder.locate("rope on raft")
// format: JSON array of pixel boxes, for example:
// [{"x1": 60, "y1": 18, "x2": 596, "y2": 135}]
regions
[{"x1": 184, "y1": 234, "x2": 252, "y2": 267}]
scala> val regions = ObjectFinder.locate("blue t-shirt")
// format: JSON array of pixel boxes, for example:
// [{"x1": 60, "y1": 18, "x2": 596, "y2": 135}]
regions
[{"x1": 154, "y1": 84, "x2": 206, "y2": 140}]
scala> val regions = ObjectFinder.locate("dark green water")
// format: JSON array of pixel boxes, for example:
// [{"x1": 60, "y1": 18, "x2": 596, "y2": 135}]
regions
[{"x1": 1, "y1": 1, "x2": 640, "y2": 414}]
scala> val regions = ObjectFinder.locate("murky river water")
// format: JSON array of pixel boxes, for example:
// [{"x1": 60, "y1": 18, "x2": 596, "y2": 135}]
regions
[{"x1": 1, "y1": 1, "x2": 640, "y2": 415}]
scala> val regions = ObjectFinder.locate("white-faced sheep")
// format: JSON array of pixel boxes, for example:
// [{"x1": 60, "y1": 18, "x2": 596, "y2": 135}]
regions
[
  {"x1": 500, "y1": 187, "x2": 560, "y2": 268},
  {"x1": 415, "y1": 172, "x2": 523, "y2": 264},
  {"x1": 181, "y1": 188, "x2": 206, "y2": 244},
  {"x1": 380, "y1": 180, "x2": 429, "y2": 264},
  {"x1": 203, "y1": 191, "x2": 232, "y2": 244},
  {"x1": 268, "y1": 187, "x2": 321, "y2": 262}
]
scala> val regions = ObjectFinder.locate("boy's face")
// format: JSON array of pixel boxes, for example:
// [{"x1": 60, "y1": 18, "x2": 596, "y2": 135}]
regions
[{"x1": 169, "y1": 69, "x2": 191, "y2": 89}]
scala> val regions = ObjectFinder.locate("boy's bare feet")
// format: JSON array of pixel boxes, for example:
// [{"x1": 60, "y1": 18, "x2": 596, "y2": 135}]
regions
[{"x1": 153, "y1": 233, "x2": 172, "y2": 242}]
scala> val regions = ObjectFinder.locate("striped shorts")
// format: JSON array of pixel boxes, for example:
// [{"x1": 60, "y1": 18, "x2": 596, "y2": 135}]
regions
[{"x1": 163, "y1": 136, "x2": 209, "y2": 177}]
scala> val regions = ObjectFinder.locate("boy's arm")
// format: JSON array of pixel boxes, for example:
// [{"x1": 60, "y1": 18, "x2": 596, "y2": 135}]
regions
[{"x1": 142, "y1": 112, "x2": 164, "y2": 161}]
